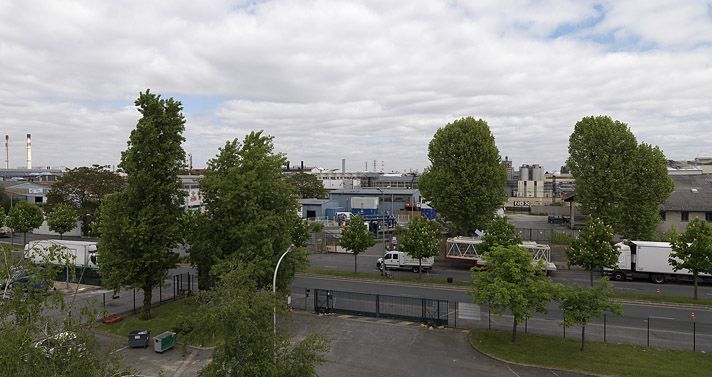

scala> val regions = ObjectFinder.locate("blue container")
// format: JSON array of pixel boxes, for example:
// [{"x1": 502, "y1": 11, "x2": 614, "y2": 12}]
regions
[{"x1": 351, "y1": 208, "x2": 378, "y2": 216}]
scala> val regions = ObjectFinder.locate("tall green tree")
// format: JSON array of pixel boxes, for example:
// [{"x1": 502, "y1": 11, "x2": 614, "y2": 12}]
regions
[
  {"x1": 399, "y1": 216, "x2": 441, "y2": 277},
  {"x1": 420, "y1": 117, "x2": 506, "y2": 236},
  {"x1": 47, "y1": 204, "x2": 77, "y2": 240},
  {"x1": 479, "y1": 216, "x2": 522, "y2": 255},
  {"x1": 7, "y1": 201, "x2": 43, "y2": 246},
  {"x1": 669, "y1": 219, "x2": 712, "y2": 300},
  {"x1": 285, "y1": 172, "x2": 328, "y2": 199},
  {"x1": 567, "y1": 116, "x2": 673, "y2": 239},
  {"x1": 472, "y1": 245, "x2": 555, "y2": 343},
  {"x1": 339, "y1": 215, "x2": 375, "y2": 273},
  {"x1": 182, "y1": 209, "x2": 216, "y2": 290},
  {"x1": 199, "y1": 132, "x2": 308, "y2": 292},
  {"x1": 47, "y1": 165, "x2": 125, "y2": 235},
  {"x1": 187, "y1": 266, "x2": 328, "y2": 377},
  {"x1": 557, "y1": 279, "x2": 622, "y2": 351},
  {"x1": 567, "y1": 216, "x2": 619, "y2": 286},
  {"x1": 98, "y1": 90, "x2": 186, "y2": 317}
]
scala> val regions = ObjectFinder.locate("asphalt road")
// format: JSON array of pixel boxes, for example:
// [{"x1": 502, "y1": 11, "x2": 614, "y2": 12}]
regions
[{"x1": 292, "y1": 274, "x2": 712, "y2": 352}]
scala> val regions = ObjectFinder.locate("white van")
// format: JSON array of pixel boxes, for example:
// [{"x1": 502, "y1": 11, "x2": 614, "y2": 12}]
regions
[{"x1": 377, "y1": 250, "x2": 434, "y2": 273}]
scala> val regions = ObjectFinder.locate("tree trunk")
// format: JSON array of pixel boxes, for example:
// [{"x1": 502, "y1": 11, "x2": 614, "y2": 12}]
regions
[
  {"x1": 580, "y1": 325, "x2": 586, "y2": 351},
  {"x1": 419, "y1": 258, "x2": 422, "y2": 279},
  {"x1": 354, "y1": 254, "x2": 358, "y2": 273},
  {"x1": 589, "y1": 269, "x2": 594, "y2": 287},
  {"x1": 142, "y1": 285, "x2": 152, "y2": 318},
  {"x1": 59, "y1": 233, "x2": 63, "y2": 240},
  {"x1": 23, "y1": 232, "x2": 27, "y2": 247},
  {"x1": 694, "y1": 273, "x2": 698, "y2": 300},
  {"x1": 511, "y1": 317, "x2": 518, "y2": 343}
]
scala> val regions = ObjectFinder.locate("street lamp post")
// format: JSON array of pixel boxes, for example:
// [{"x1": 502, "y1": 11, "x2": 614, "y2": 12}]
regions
[{"x1": 273, "y1": 244, "x2": 295, "y2": 336}]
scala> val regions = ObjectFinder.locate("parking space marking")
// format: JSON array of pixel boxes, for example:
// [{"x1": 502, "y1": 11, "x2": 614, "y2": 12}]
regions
[{"x1": 110, "y1": 345, "x2": 129, "y2": 354}]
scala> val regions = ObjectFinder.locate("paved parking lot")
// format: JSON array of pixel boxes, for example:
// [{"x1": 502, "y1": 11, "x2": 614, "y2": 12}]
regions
[{"x1": 96, "y1": 332, "x2": 211, "y2": 377}]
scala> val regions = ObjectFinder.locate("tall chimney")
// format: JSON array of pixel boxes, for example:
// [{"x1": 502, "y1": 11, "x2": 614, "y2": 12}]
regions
[
  {"x1": 26, "y1": 133, "x2": 32, "y2": 169},
  {"x1": 4, "y1": 135, "x2": 8, "y2": 169},
  {"x1": 342, "y1": 158, "x2": 346, "y2": 173},
  {"x1": 300, "y1": 161, "x2": 304, "y2": 171}
]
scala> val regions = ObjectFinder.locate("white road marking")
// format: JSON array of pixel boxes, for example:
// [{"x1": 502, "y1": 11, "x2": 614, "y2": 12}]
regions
[
  {"x1": 506, "y1": 365, "x2": 522, "y2": 377},
  {"x1": 551, "y1": 371, "x2": 560, "y2": 376},
  {"x1": 110, "y1": 345, "x2": 129, "y2": 354}
]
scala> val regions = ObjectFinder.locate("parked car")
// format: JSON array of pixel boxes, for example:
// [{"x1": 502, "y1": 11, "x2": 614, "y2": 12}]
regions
[
  {"x1": 0, "y1": 226, "x2": 13, "y2": 237},
  {"x1": 547, "y1": 215, "x2": 568, "y2": 224}
]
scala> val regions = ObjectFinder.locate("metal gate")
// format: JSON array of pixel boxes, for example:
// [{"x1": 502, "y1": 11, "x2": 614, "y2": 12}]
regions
[{"x1": 313, "y1": 289, "x2": 448, "y2": 326}]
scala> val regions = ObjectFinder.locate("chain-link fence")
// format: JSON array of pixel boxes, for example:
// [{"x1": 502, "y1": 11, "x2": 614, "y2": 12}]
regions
[
  {"x1": 100, "y1": 272, "x2": 197, "y2": 317},
  {"x1": 516, "y1": 228, "x2": 579, "y2": 242}
]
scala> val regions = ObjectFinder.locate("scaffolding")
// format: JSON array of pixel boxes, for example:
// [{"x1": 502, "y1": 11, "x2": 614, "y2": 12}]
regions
[{"x1": 445, "y1": 236, "x2": 556, "y2": 272}]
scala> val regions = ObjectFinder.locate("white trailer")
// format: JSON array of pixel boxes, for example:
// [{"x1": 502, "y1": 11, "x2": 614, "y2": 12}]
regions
[
  {"x1": 24, "y1": 240, "x2": 98, "y2": 269},
  {"x1": 445, "y1": 236, "x2": 557, "y2": 273},
  {"x1": 605, "y1": 240, "x2": 711, "y2": 284},
  {"x1": 377, "y1": 250, "x2": 434, "y2": 273}
]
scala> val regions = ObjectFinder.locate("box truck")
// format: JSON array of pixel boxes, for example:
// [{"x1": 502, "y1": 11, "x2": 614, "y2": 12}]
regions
[
  {"x1": 605, "y1": 240, "x2": 711, "y2": 284},
  {"x1": 377, "y1": 250, "x2": 434, "y2": 273},
  {"x1": 24, "y1": 240, "x2": 98, "y2": 269}
]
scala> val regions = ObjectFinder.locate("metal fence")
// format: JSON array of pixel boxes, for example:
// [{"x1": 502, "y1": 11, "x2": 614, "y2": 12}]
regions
[
  {"x1": 302, "y1": 288, "x2": 449, "y2": 326},
  {"x1": 289, "y1": 287, "x2": 711, "y2": 353},
  {"x1": 101, "y1": 272, "x2": 197, "y2": 316},
  {"x1": 516, "y1": 227, "x2": 579, "y2": 242}
]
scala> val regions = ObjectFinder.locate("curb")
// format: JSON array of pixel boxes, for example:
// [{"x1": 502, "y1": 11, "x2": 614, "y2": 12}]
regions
[
  {"x1": 297, "y1": 272, "x2": 471, "y2": 290},
  {"x1": 467, "y1": 331, "x2": 615, "y2": 377}
]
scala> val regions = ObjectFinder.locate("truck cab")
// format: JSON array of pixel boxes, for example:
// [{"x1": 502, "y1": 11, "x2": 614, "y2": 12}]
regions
[{"x1": 377, "y1": 250, "x2": 434, "y2": 273}]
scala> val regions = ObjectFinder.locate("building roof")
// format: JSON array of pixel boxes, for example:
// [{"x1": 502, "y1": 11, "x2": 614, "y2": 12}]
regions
[
  {"x1": 662, "y1": 175, "x2": 712, "y2": 212},
  {"x1": 298, "y1": 199, "x2": 334, "y2": 205},
  {"x1": 329, "y1": 188, "x2": 419, "y2": 195}
]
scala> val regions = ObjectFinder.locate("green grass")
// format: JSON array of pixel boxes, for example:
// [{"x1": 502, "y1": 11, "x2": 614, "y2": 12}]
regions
[
  {"x1": 98, "y1": 298, "x2": 217, "y2": 347},
  {"x1": 612, "y1": 291, "x2": 712, "y2": 307},
  {"x1": 549, "y1": 231, "x2": 574, "y2": 245},
  {"x1": 470, "y1": 329, "x2": 711, "y2": 377},
  {"x1": 303, "y1": 268, "x2": 471, "y2": 287}
]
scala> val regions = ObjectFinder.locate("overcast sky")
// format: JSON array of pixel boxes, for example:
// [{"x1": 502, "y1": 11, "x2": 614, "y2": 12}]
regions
[{"x1": 1, "y1": 1, "x2": 711, "y2": 173}]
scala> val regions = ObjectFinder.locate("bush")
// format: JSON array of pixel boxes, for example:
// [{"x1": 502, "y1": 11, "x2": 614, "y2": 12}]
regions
[{"x1": 550, "y1": 231, "x2": 575, "y2": 245}]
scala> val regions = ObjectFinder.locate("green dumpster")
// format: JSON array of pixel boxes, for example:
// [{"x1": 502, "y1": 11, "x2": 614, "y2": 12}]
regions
[{"x1": 153, "y1": 331, "x2": 176, "y2": 353}]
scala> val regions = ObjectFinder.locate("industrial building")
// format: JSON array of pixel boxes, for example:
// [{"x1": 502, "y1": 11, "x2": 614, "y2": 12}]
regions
[{"x1": 658, "y1": 174, "x2": 712, "y2": 233}]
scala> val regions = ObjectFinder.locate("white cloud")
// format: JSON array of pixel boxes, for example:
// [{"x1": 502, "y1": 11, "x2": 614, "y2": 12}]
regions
[{"x1": 0, "y1": 0, "x2": 710, "y2": 173}]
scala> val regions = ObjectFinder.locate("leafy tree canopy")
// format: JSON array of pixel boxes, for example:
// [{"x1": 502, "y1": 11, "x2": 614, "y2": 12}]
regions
[
  {"x1": 7, "y1": 200, "x2": 43, "y2": 245},
  {"x1": 420, "y1": 117, "x2": 506, "y2": 236},
  {"x1": 399, "y1": 216, "x2": 441, "y2": 276},
  {"x1": 670, "y1": 218, "x2": 712, "y2": 300},
  {"x1": 339, "y1": 215, "x2": 375, "y2": 273},
  {"x1": 47, "y1": 203, "x2": 77, "y2": 239},
  {"x1": 567, "y1": 216, "x2": 618, "y2": 286},
  {"x1": 285, "y1": 172, "x2": 328, "y2": 199},
  {"x1": 479, "y1": 216, "x2": 522, "y2": 255},
  {"x1": 567, "y1": 116, "x2": 673, "y2": 239},
  {"x1": 98, "y1": 90, "x2": 186, "y2": 316},
  {"x1": 199, "y1": 132, "x2": 308, "y2": 292},
  {"x1": 472, "y1": 245, "x2": 555, "y2": 342}
]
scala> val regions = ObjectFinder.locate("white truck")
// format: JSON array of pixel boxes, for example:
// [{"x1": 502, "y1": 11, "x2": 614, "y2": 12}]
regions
[
  {"x1": 605, "y1": 240, "x2": 711, "y2": 284},
  {"x1": 377, "y1": 250, "x2": 434, "y2": 273},
  {"x1": 24, "y1": 240, "x2": 99, "y2": 269}
]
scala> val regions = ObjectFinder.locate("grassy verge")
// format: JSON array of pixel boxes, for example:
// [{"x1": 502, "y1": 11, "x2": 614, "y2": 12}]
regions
[
  {"x1": 303, "y1": 269, "x2": 712, "y2": 306},
  {"x1": 470, "y1": 329, "x2": 710, "y2": 377},
  {"x1": 98, "y1": 298, "x2": 217, "y2": 347},
  {"x1": 303, "y1": 268, "x2": 471, "y2": 287},
  {"x1": 612, "y1": 291, "x2": 712, "y2": 307}
]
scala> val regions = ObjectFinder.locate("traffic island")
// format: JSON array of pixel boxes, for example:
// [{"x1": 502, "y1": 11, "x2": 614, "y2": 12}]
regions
[{"x1": 468, "y1": 329, "x2": 711, "y2": 377}]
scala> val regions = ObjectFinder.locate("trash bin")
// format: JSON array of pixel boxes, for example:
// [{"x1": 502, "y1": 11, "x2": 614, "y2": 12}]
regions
[
  {"x1": 128, "y1": 330, "x2": 150, "y2": 348},
  {"x1": 153, "y1": 331, "x2": 177, "y2": 353}
]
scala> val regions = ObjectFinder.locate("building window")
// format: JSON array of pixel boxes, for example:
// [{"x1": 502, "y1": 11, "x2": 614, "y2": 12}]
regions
[
  {"x1": 706, "y1": 212, "x2": 712, "y2": 222},
  {"x1": 660, "y1": 211, "x2": 666, "y2": 221},
  {"x1": 681, "y1": 211, "x2": 689, "y2": 222}
]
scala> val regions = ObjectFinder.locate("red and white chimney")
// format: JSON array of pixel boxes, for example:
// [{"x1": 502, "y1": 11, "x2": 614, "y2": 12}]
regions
[{"x1": 26, "y1": 133, "x2": 32, "y2": 169}]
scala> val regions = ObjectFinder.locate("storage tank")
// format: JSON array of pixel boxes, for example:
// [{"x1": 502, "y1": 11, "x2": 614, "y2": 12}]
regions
[
  {"x1": 531, "y1": 164, "x2": 543, "y2": 181},
  {"x1": 519, "y1": 165, "x2": 530, "y2": 181}
]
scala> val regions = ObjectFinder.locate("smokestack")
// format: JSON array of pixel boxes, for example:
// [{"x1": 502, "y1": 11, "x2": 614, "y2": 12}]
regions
[
  {"x1": 26, "y1": 133, "x2": 32, "y2": 169},
  {"x1": 300, "y1": 161, "x2": 304, "y2": 171},
  {"x1": 4, "y1": 135, "x2": 8, "y2": 169},
  {"x1": 342, "y1": 158, "x2": 346, "y2": 173},
  {"x1": 286, "y1": 161, "x2": 290, "y2": 171}
]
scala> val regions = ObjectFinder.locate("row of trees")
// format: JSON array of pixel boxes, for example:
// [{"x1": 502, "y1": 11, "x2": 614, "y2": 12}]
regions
[{"x1": 93, "y1": 90, "x2": 327, "y2": 375}]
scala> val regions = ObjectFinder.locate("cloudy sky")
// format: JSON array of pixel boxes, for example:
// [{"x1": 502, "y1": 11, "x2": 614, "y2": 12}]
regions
[{"x1": 1, "y1": 1, "x2": 711, "y2": 173}]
